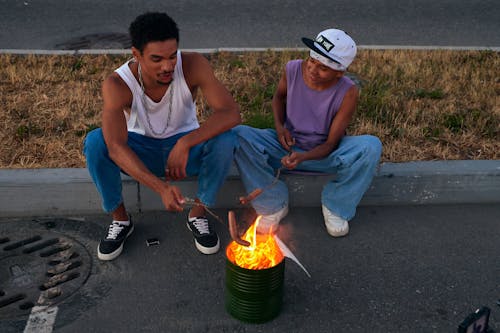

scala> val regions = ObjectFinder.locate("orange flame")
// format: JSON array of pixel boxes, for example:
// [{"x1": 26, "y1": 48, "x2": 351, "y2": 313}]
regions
[{"x1": 226, "y1": 216, "x2": 284, "y2": 270}]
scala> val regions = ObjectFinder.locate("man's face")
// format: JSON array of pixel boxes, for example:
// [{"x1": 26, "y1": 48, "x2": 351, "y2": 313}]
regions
[
  {"x1": 134, "y1": 39, "x2": 178, "y2": 86},
  {"x1": 304, "y1": 57, "x2": 343, "y2": 85}
]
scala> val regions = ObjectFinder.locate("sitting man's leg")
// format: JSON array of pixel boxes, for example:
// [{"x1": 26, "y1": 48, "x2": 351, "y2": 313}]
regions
[
  {"x1": 84, "y1": 129, "x2": 135, "y2": 260},
  {"x1": 233, "y1": 125, "x2": 289, "y2": 234},
  {"x1": 320, "y1": 135, "x2": 382, "y2": 236},
  {"x1": 184, "y1": 129, "x2": 237, "y2": 254},
  {"x1": 85, "y1": 130, "x2": 170, "y2": 260},
  {"x1": 295, "y1": 135, "x2": 381, "y2": 236}
]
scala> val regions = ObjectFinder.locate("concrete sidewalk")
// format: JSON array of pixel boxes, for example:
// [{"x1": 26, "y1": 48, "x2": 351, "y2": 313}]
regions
[
  {"x1": 1, "y1": 204, "x2": 499, "y2": 332},
  {"x1": 0, "y1": 160, "x2": 499, "y2": 217}
]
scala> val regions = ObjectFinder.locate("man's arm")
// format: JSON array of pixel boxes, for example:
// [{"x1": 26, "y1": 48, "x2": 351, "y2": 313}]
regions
[
  {"x1": 282, "y1": 85, "x2": 359, "y2": 169},
  {"x1": 272, "y1": 70, "x2": 295, "y2": 150},
  {"x1": 166, "y1": 52, "x2": 241, "y2": 180},
  {"x1": 101, "y1": 73, "x2": 184, "y2": 211}
]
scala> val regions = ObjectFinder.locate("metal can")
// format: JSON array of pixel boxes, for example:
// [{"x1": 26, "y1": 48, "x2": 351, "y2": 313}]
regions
[{"x1": 225, "y1": 256, "x2": 285, "y2": 323}]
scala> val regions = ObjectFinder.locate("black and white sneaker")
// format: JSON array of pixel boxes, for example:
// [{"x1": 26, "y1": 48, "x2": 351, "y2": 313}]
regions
[
  {"x1": 187, "y1": 216, "x2": 220, "y2": 255},
  {"x1": 97, "y1": 220, "x2": 134, "y2": 261}
]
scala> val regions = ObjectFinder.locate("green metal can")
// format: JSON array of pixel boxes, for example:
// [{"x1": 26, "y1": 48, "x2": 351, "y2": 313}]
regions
[{"x1": 225, "y1": 257, "x2": 285, "y2": 323}]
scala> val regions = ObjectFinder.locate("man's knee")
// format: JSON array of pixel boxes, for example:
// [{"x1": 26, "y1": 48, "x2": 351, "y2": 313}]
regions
[
  {"x1": 340, "y1": 135, "x2": 382, "y2": 168},
  {"x1": 234, "y1": 125, "x2": 270, "y2": 144},
  {"x1": 233, "y1": 124, "x2": 252, "y2": 136},
  {"x1": 361, "y1": 135, "x2": 382, "y2": 157},
  {"x1": 208, "y1": 129, "x2": 237, "y2": 150},
  {"x1": 83, "y1": 128, "x2": 107, "y2": 159}
]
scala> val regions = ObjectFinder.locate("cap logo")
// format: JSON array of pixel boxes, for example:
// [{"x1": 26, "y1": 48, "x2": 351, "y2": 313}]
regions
[{"x1": 315, "y1": 35, "x2": 334, "y2": 52}]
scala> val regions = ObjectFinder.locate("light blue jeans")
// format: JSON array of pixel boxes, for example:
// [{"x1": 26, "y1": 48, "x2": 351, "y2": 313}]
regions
[
  {"x1": 83, "y1": 128, "x2": 236, "y2": 212},
  {"x1": 233, "y1": 125, "x2": 382, "y2": 220}
]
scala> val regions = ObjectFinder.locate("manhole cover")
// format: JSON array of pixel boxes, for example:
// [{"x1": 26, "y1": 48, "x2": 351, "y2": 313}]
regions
[
  {"x1": 0, "y1": 223, "x2": 92, "y2": 319},
  {"x1": 55, "y1": 32, "x2": 131, "y2": 50}
]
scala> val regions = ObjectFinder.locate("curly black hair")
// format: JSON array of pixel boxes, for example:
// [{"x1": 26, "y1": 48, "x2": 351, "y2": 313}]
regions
[{"x1": 129, "y1": 12, "x2": 179, "y2": 53}]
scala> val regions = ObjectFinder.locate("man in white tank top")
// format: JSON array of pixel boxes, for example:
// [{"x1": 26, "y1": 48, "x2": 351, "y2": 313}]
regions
[{"x1": 84, "y1": 12, "x2": 241, "y2": 260}]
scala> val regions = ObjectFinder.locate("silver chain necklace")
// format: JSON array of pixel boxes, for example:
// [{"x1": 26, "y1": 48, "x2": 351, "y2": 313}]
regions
[{"x1": 138, "y1": 63, "x2": 174, "y2": 136}]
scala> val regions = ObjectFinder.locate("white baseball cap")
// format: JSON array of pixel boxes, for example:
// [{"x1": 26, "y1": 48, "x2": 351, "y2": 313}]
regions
[{"x1": 302, "y1": 29, "x2": 357, "y2": 71}]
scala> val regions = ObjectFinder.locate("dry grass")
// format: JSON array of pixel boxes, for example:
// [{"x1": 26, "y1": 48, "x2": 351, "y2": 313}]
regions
[{"x1": 0, "y1": 50, "x2": 498, "y2": 168}]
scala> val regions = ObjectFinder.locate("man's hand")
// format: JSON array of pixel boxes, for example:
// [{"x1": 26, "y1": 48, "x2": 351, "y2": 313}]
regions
[
  {"x1": 276, "y1": 127, "x2": 295, "y2": 151},
  {"x1": 160, "y1": 183, "x2": 185, "y2": 212},
  {"x1": 165, "y1": 140, "x2": 190, "y2": 180},
  {"x1": 281, "y1": 151, "x2": 304, "y2": 170}
]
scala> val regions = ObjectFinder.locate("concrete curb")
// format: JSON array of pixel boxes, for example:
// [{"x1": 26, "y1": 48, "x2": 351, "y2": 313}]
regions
[{"x1": 1, "y1": 160, "x2": 499, "y2": 218}]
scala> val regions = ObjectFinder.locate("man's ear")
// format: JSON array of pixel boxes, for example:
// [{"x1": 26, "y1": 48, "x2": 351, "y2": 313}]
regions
[{"x1": 131, "y1": 47, "x2": 141, "y2": 61}]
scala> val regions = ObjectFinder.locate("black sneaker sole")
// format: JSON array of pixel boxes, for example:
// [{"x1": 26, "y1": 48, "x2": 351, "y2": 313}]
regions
[
  {"x1": 97, "y1": 224, "x2": 134, "y2": 261},
  {"x1": 186, "y1": 222, "x2": 220, "y2": 255}
]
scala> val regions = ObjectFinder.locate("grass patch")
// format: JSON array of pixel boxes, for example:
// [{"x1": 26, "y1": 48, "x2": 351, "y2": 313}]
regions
[
  {"x1": 244, "y1": 113, "x2": 275, "y2": 129},
  {"x1": 413, "y1": 88, "x2": 444, "y2": 99},
  {"x1": 0, "y1": 49, "x2": 498, "y2": 168}
]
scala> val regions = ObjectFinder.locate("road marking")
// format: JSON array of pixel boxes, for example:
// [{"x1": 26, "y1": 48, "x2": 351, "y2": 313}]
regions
[
  {"x1": 0, "y1": 45, "x2": 498, "y2": 55},
  {"x1": 23, "y1": 295, "x2": 58, "y2": 333}
]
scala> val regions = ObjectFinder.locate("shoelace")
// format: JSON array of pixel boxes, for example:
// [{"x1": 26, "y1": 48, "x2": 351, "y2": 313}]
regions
[
  {"x1": 191, "y1": 218, "x2": 210, "y2": 235},
  {"x1": 106, "y1": 222, "x2": 124, "y2": 240}
]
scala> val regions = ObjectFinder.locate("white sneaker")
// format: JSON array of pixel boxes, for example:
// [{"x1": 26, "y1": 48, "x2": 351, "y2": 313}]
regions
[
  {"x1": 257, "y1": 206, "x2": 289, "y2": 234},
  {"x1": 322, "y1": 205, "x2": 349, "y2": 237}
]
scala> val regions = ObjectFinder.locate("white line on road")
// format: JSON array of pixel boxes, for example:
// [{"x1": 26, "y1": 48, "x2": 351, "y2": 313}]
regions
[
  {"x1": 0, "y1": 45, "x2": 498, "y2": 55},
  {"x1": 23, "y1": 295, "x2": 59, "y2": 333}
]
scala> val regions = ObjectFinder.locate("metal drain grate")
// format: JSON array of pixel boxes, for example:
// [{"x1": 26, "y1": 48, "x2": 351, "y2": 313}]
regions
[
  {"x1": 54, "y1": 32, "x2": 131, "y2": 50},
  {"x1": 0, "y1": 229, "x2": 91, "y2": 319}
]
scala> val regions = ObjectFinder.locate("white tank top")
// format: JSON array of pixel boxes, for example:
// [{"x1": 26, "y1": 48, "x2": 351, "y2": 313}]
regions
[{"x1": 115, "y1": 50, "x2": 199, "y2": 139}]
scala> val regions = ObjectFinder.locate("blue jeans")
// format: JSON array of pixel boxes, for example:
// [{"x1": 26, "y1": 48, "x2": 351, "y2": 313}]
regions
[
  {"x1": 233, "y1": 125, "x2": 382, "y2": 220},
  {"x1": 83, "y1": 128, "x2": 236, "y2": 212}
]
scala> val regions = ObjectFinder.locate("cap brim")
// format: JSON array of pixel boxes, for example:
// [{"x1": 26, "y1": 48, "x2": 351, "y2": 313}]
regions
[{"x1": 301, "y1": 37, "x2": 341, "y2": 64}]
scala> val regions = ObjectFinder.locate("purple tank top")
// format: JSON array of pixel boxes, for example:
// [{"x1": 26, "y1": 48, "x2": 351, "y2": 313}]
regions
[{"x1": 284, "y1": 59, "x2": 354, "y2": 151}]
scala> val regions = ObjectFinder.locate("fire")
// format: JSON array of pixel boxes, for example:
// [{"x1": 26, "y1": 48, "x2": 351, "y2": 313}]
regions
[{"x1": 226, "y1": 216, "x2": 284, "y2": 270}]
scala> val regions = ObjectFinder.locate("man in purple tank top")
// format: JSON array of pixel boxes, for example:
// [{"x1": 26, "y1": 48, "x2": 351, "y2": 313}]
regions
[{"x1": 234, "y1": 29, "x2": 382, "y2": 237}]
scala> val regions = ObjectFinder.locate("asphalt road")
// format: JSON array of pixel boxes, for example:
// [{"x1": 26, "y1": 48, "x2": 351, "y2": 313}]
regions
[
  {"x1": 1, "y1": 0, "x2": 499, "y2": 50},
  {"x1": 1, "y1": 204, "x2": 499, "y2": 332}
]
